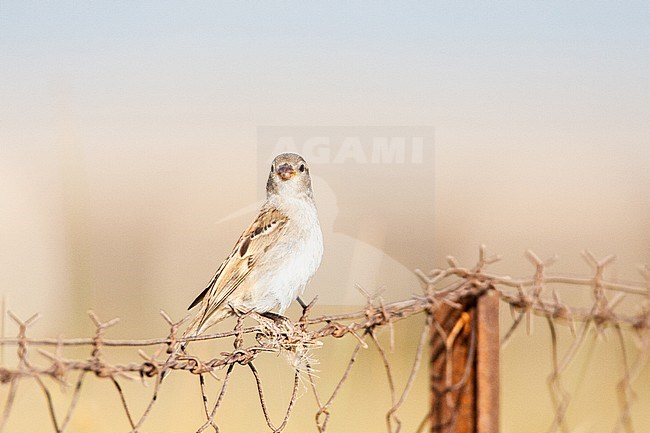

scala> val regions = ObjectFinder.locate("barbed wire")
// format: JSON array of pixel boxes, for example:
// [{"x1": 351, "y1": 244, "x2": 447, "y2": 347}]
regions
[{"x1": 0, "y1": 246, "x2": 648, "y2": 432}]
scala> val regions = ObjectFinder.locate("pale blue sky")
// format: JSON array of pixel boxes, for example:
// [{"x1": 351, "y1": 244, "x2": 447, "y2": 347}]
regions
[{"x1": 2, "y1": 1, "x2": 648, "y2": 141}]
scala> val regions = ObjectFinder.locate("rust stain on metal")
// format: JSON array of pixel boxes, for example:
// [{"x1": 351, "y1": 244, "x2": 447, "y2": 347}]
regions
[{"x1": 430, "y1": 291, "x2": 499, "y2": 432}]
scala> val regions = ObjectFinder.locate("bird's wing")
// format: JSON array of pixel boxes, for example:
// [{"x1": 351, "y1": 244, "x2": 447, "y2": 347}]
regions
[{"x1": 189, "y1": 206, "x2": 290, "y2": 331}]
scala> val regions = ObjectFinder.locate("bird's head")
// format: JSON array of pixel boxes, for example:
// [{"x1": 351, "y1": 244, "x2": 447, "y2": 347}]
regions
[{"x1": 266, "y1": 153, "x2": 313, "y2": 199}]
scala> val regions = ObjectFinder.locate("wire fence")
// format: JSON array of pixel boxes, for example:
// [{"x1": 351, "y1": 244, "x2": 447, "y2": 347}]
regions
[{"x1": 0, "y1": 246, "x2": 648, "y2": 432}]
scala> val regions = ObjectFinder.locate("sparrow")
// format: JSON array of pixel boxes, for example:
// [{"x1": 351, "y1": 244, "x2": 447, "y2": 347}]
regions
[{"x1": 181, "y1": 152, "x2": 323, "y2": 343}]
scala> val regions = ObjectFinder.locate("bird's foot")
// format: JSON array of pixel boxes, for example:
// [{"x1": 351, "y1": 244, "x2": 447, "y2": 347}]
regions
[
  {"x1": 257, "y1": 312, "x2": 295, "y2": 337},
  {"x1": 261, "y1": 311, "x2": 291, "y2": 324}
]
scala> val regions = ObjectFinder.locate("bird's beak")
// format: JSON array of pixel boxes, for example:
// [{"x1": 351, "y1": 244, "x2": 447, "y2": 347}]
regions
[{"x1": 277, "y1": 163, "x2": 296, "y2": 180}]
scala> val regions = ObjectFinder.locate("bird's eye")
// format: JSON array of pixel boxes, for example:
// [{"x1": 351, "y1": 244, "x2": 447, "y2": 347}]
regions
[{"x1": 299, "y1": 164, "x2": 305, "y2": 172}]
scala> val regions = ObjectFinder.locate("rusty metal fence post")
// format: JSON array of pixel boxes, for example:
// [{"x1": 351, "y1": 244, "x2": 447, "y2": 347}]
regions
[{"x1": 430, "y1": 291, "x2": 499, "y2": 432}]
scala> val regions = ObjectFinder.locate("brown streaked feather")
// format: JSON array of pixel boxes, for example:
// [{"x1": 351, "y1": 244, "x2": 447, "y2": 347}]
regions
[
  {"x1": 239, "y1": 236, "x2": 251, "y2": 256},
  {"x1": 188, "y1": 286, "x2": 209, "y2": 310},
  {"x1": 191, "y1": 206, "x2": 289, "y2": 333},
  {"x1": 187, "y1": 257, "x2": 227, "y2": 310}
]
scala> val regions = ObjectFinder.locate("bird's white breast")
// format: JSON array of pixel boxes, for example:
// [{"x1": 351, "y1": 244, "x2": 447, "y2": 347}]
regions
[{"x1": 249, "y1": 195, "x2": 323, "y2": 313}]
